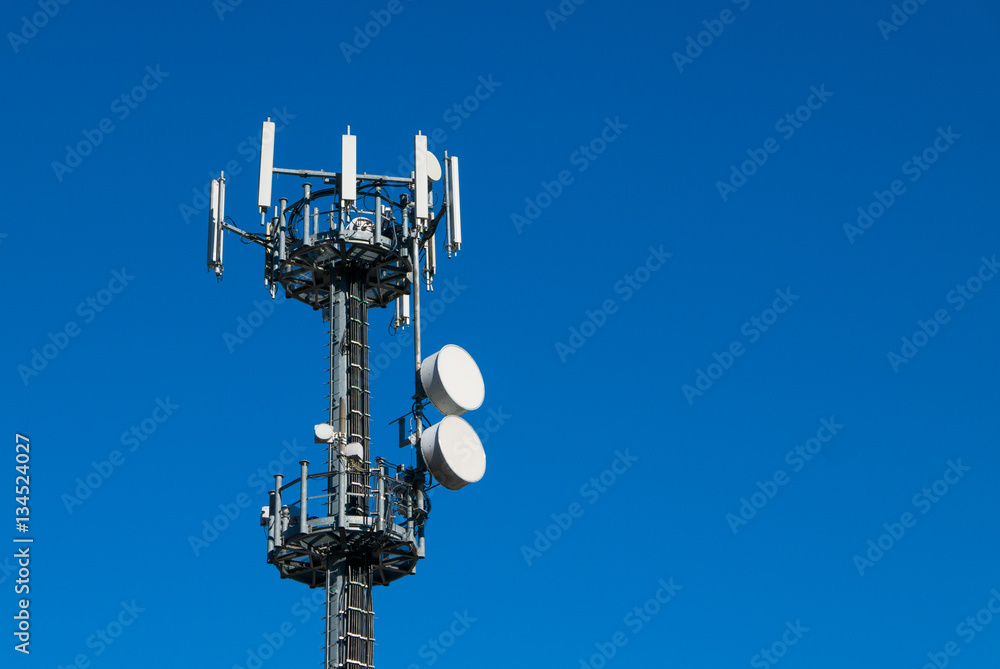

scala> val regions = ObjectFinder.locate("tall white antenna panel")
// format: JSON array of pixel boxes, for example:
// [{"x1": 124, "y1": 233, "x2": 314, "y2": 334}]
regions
[
  {"x1": 420, "y1": 415, "x2": 486, "y2": 490},
  {"x1": 208, "y1": 179, "x2": 220, "y2": 267},
  {"x1": 447, "y1": 156, "x2": 461, "y2": 252},
  {"x1": 341, "y1": 132, "x2": 357, "y2": 203},
  {"x1": 218, "y1": 176, "x2": 225, "y2": 263},
  {"x1": 420, "y1": 344, "x2": 484, "y2": 416},
  {"x1": 414, "y1": 134, "x2": 428, "y2": 220},
  {"x1": 257, "y1": 120, "x2": 276, "y2": 213}
]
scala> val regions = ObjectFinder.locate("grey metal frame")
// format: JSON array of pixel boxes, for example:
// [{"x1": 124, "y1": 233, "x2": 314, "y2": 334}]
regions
[{"x1": 208, "y1": 138, "x2": 460, "y2": 669}]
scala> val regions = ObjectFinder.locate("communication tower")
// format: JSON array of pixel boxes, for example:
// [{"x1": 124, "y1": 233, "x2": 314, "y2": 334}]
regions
[{"x1": 205, "y1": 120, "x2": 488, "y2": 668}]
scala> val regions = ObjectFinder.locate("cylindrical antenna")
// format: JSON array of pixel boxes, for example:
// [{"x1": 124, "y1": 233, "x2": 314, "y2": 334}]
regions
[
  {"x1": 273, "y1": 474, "x2": 283, "y2": 548},
  {"x1": 302, "y1": 183, "x2": 312, "y2": 245},
  {"x1": 267, "y1": 490, "x2": 276, "y2": 554},
  {"x1": 302, "y1": 203, "x2": 310, "y2": 245},
  {"x1": 411, "y1": 232, "x2": 423, "y2": 452},
  {"x1": 374, "y1": 188, "x2": 382, "y2": 246},
  {"x1": 278, "y1": 198, "x2": 288, "y2": 261},
  {"x1": 443, "y1": 151, "x2": 453, "y2": 258},
  {"x1": 426, "y1": 233, "x2": 436, "y2": 291},
  {"x1": 299, "y1": 460, "x2": 309, "y2": 533}
]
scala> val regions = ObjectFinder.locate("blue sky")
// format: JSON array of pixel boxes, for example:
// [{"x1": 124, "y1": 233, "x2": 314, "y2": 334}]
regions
[{"x1": 3, "y1": 0, "x2": 1000, "y2": 667}]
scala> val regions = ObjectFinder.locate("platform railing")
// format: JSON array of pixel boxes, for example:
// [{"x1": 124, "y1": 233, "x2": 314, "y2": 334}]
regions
[{"x1": 267, "y1": 459, "x2": 425, "y2": 552}]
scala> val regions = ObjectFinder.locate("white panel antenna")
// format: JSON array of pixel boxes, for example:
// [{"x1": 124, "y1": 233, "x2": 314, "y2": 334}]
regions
[
  {"x1": 207, "y1": 173, "x2": 226, "y2": 277},
  {"x1": 414, "y1": 133, "x2": 428, "y2": 221},
  {"x1": 257, "y1": 119, "x2": 276, "y2": 215},
  {"x1": 446, "y1": 156, "x2": 461, "y2": 255},
  {"x1": 341, "y1": 130, "x2": 356, "y2": 203},
  {"x1": 218, "y1": 175, "x2": 225, "y2": 266},
  {"x1": 208, "y1": 179, "x2": 219, "y2": 268}
]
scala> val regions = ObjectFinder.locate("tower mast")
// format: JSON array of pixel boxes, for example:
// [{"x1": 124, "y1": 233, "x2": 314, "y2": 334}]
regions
[{"x1": 206, "y1": 124, "x2": 486, "y2": 668}]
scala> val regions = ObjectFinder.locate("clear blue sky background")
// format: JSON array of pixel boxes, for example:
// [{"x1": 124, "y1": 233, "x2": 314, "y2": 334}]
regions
[{"x1": 3, "y1": 0, "x2": 1000, "y2": 667}]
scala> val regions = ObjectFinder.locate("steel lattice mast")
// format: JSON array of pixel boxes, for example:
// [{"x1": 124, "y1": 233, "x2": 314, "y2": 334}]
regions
[{"x1": 205, "y1": 123, "x2": 486, "y2": 669}]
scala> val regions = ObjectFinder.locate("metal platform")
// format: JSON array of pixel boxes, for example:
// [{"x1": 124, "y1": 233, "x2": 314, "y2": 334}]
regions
[{"x1": 267, "y1": 463, "x2": 424, "y2": 588}]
